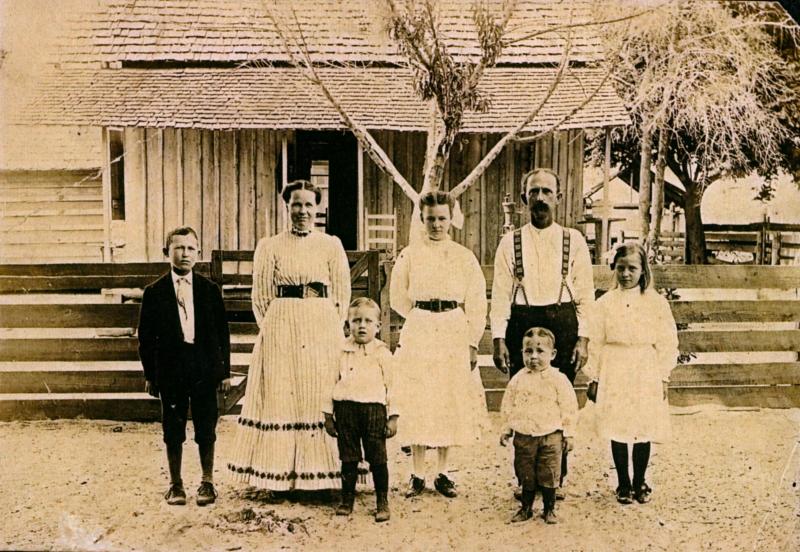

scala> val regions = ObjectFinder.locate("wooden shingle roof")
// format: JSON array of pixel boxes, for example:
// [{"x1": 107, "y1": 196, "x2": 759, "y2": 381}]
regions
[
  {"x1": 17, "y1": 67, "x2": 629, "y2": 131},
  {"x1": 60, "y1": 0, "x2": 603, "y2": 65}
]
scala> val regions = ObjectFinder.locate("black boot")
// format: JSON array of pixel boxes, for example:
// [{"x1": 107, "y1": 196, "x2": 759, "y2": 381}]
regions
[
  {"x1": 511, "y1": 489, "x2": 535, "y2": 523},
  {"x1": 542, "y1": 487, "x2": 558, "y2": 524},
  {"x1": 336, "y1": 462, "x2": 357, "y2": 516},
  {"x1": 375, "y1": 492, "x2": 390, "y2": 522}
]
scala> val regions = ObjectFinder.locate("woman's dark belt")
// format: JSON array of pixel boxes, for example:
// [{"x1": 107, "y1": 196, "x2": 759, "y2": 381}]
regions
[
  {"x1": 276, "y1": 282, "x2": 328, "y2": 298},
  {"x1": 414, "y1": 299, "x2": 460, "y2": 312}
]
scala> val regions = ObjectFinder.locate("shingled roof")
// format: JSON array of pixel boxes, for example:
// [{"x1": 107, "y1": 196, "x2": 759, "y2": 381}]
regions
[
  {"x1": 18, "y1": 67, "x2": 628, "y2": 132},
  {"x1": 60, "y1": 0, "x2": 603, "y2": 65}
]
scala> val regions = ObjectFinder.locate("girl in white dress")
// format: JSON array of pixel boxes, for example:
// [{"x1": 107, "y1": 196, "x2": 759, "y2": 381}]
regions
[
  {"x1": 583, "y1": 243, "x2": 678, "y2": 505},
  {"x1": 227, "y1": 180, "x2": 351, "y2": 492},
  {"x1": 390, "y1": 191, "x2": 489, "y2": 499}
]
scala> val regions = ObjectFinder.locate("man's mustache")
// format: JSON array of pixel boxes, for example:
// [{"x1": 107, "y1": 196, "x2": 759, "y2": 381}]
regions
[{"x1": 531, "y1": 201, "x2": 550, "y2": 210}]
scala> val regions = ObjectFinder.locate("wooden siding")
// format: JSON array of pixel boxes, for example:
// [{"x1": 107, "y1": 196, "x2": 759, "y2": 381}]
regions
[
  {"x1": 0, "y1": 170, "x2": 104, "y2": 263},
  {"x1": 119, "y1": 128, "x2": 281, "y2": 261},
  {"x1": 363, "y1": 130, "x2": 584, "y2": 264},
  {"x1": 121, "y1": 128, "x2": 583, "y2": 263}
]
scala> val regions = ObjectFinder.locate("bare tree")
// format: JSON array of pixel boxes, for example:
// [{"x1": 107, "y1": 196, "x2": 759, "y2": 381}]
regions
[
  {"x1": 257, "y1": 0, "x2": 637, "y2": 240},
  {"x1": 594, "y1": 0, "x2": 799, "y2": 263}
]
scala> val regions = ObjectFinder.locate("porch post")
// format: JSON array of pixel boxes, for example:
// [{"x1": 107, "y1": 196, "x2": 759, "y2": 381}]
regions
[
  {"x1": 280, "y1": 133, "x2": 288, "y2": 232},
  {"x1": 357, "y1": 141, "x2": 365, "y2": 250},
  {"x1": 101, "y1": 128, "x2": 112, "y2": 261},
  {"x1": 599, "y1": 127, "x2": 612, "y2": 257}
]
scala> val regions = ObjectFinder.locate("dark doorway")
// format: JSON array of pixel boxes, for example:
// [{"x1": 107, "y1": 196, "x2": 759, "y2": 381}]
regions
[{"x1": 293, "y1": 131, "x2": 358, "y2": 250}]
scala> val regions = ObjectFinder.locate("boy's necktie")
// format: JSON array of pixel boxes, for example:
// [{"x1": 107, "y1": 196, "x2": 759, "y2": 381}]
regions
[{"x1": 176, "y1": 278, "x2": 190, "y2": 320}]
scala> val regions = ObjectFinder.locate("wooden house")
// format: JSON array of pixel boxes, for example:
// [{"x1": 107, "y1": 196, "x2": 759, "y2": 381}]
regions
[
  {"x1": 15, "y1": 0, "x2": 629, "y2": 264},
  {"x1": 0, "y1": 125, "x2": 104, "y2": 262}
]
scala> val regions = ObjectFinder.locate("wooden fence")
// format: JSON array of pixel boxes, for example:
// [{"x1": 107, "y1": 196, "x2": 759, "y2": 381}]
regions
[
  {"x1": 627, "y1": 221, "x2": 800, "y2": 265},
  {"x1": 0, "y1": 260, "x2": 798, "y2": 420},
  {"x1": 0, "y1": 251, "x2": 381, "y2": 421}
]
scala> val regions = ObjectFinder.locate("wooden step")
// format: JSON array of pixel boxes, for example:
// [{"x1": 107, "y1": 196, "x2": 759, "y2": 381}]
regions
[
  {"x1": 0, "y1": 392, "x2": 161, "y2": 421},
  {"x1": 0, "y1": 361, "x2": 250, "y2": 393}
]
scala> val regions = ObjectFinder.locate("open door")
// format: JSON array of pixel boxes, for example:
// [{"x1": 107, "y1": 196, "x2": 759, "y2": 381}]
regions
[{"x1": 293, "y1": 131, "x2": 358, "y2": 250}]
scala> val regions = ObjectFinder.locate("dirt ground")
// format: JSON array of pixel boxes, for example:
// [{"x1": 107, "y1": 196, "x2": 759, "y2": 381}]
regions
[{"x1": 1, "y1": 407, "x2": 798, "y2": 552}]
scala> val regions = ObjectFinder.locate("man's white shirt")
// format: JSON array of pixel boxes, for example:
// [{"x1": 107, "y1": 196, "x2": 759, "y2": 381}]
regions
[{"x1": 490, "y1": 223, "x2": 594, "y2": 339}]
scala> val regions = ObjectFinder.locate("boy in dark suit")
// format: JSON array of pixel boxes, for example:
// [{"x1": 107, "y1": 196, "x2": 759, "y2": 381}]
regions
[{"x1": 138, "y1": 226, "x2": 231, "y2": 506}]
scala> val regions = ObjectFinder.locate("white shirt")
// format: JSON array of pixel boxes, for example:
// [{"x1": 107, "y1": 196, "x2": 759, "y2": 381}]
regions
[
  {"x1": 491, "y1": 223, "x2": 594, "y2": 338},
  {"x1": 322, "y1": 337, "x2": 397, "y2": 416},
  {"x1": 389, "y1": 236, "x2": 488, "y2": 348},
  {"x1": 500, "y1": 366, "x2": 578, "y2": 437},
  {"x1": 171, "y1": 270, "x2": 195, "y2": 344}
]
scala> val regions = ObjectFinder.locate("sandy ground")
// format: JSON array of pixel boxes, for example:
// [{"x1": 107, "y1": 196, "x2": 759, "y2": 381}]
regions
[{"x1": 1, "y1": 407, "x2": 798, "y2": 552}]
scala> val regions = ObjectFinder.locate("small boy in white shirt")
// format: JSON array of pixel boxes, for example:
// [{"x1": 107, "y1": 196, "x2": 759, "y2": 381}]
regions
[
  {"x1": 500, "y1": 327, "x2": 578, "y2": 524},
  {"x1": 323, "y1": 297, "x2": 398, "y2": 522}
]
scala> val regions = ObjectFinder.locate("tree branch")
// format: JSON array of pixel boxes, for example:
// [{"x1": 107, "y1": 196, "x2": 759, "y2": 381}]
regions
[
  {"x1": 259, "y1": 1, "x2": 418, "y2": 201},
  {"x1": 450, "y1": 34, "x2": 576, "y2": 198}
]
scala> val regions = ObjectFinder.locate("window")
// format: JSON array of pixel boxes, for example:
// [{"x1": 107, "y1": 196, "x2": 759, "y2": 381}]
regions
[{"x1": 108, "y1": 129, "x2": 125, "y2": 220}]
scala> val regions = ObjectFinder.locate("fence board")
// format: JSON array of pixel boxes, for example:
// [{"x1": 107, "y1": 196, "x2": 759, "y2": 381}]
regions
[
  {"x1": 0, "y1": 304, "x2": 139, "y2": 328},
  {"x1": 670, "y1": 301, "x2": 800, "y2": 323},
  {"x1": 0, "y1": 394, "x2": 160, "y2": 422},
  {"x1": 1, "y1": 370, "x2": 144, "y2": 393},
  {"x1": 678, "y1": 330, "x2": 800, "y2": 352},
  {"x1": 0, "y1": 338, "x2": 139, "y2": 361},
  {"x1": 670, "y1": 363, "x2": 800, "y2": 386}
]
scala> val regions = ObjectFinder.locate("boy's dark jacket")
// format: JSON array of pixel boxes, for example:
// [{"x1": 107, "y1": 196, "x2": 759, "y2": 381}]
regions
[{"x1": 137, "y1": 271, "x2": 231, "y2": 393}]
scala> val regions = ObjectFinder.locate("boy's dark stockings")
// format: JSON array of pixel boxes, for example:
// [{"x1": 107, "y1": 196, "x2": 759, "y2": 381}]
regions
[
  {"x1": 611, "y1": 440, "x2": 651, "y2": 488},
  {"x1": 520, "y1": 488, "x2": 536, "y2": 508},
  {"x1": 199, "y1": 442, "x2": 215, "y2": 483},
  {"x1": 541, "y1": 487, "x2": 556, "y2": 513},
  {"x1": 166, "y1": 443, "x2": 183, "y2": 485},
  {"x1": 371, "y1": 463, "x2": 389, "y2": 493},
  {"x1": 167, "y1": 442, "x2": 215, "y2": 485},
  {"x1": 341, "y1": 462, "x2": 359, "y2": 493}
]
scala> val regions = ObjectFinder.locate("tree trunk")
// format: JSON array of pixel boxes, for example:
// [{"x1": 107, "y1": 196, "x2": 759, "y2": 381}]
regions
[
  {"x1": 683, "y1": 178, "x2": 707, "y2": 264},
  {"x1": 648, "y1": 125, "x2": 668, "y2": 255},
  {"x1": 638, "y1": 125, "x2": 653, "y2": 243}
]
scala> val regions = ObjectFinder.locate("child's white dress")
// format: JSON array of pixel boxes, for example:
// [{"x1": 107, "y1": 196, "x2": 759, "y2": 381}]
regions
[
  {"x1": 583, "y1": 287, "x2": 678, "y2": 443},
  {"x1": 390, "y1": 236, "x2": 489, "y2": 447}
]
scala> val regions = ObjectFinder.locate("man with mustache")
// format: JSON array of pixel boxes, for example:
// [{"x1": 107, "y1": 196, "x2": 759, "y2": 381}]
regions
[{"x1": 490, "y1": 168, "x2": 594, "y2": 496}]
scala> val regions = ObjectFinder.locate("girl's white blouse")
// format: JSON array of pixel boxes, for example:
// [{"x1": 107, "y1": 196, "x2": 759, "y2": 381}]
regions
[{"x1": 389, "y1": 236, "x2": 487, "y2": 348}]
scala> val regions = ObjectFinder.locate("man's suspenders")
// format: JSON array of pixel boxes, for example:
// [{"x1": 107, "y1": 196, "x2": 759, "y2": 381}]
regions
[{"x1": 511, "y1": 227, "x2": 573, "y2": 306}]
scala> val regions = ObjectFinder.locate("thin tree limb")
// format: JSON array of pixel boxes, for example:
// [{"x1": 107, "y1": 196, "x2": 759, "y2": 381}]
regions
[{"x1": 450, "y1": 34, "x2": 577, "y2": 198}]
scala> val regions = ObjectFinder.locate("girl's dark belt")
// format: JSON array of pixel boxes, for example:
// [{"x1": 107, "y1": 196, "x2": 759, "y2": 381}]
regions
[
  {"x1": 414, "y1": 300, "x2": 459, "y2": 312},
  {"x1": 276, "y1": 283, "x2": 328, "y2": 298}
]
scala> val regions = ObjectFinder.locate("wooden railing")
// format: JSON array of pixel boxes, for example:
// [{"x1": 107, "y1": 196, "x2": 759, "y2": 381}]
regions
[
  {"x1": 1, "y1": 260, "x2": 797, "y2": 419},
  {"x1": 0, "y1": 252, "x2": 383, "y2": 420}
]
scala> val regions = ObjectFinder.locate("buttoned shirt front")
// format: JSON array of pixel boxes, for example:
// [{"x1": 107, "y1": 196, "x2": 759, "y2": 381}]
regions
[
  {"x1": 322, "y1": 337, "x2": 396, "y2": 416},
  {"x1": 490, "y1": 222, "x2": 594, "y2": 338},
  {"x1": 171, "y1": 270, "x2": 195, "y2": 344},
  {"x1": 500, "y1": 366, "x2": 578, "y2": 437}
]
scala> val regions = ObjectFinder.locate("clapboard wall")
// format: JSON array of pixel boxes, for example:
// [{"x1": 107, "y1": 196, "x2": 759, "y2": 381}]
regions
[
  {"x1": 364, "y1": 130, "x2": 584, "y2": 265},
  {"x1": 118, "y1": 127, "x2": 584, "y2": 263},
  {"x1": 119, "y1": 128, "x2": 283, "y2": 261},
  {"x1": 0, "y1": 170, "x2": 104, "y2": 263}
]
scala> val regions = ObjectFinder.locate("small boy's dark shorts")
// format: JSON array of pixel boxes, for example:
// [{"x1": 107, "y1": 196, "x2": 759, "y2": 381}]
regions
[
  {"x1": 513, "y1": 430, "x2": 563, "y2": 490},
  {"x1": 160, "y1": 381, "x2": 219, "y2": 446},
  {"x1": 333, "y1": 400, "x2": 387, "y2": 465}
]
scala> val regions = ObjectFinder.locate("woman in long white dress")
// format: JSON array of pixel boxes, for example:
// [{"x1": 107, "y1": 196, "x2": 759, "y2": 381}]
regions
[
  {"x1": 583, "y1": 243, "x2": 678, "y2": 504},
  {"x1": 227, "y1": 180, "x2": 350, "y2": 491},
  {"x1": 391, "y1": 191, "x2": 489, "y2": 499}
]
